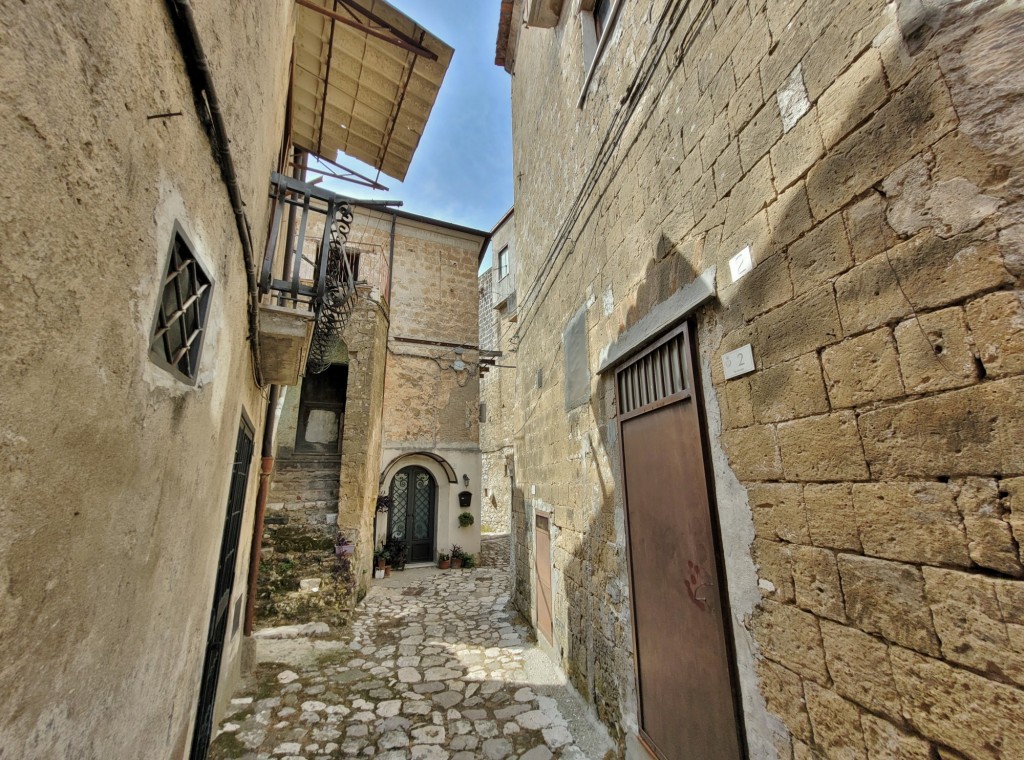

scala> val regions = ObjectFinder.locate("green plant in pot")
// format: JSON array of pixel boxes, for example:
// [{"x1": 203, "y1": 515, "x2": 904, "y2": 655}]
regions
[
  {"x1": 450, "y1": 545, "x2": 464, "y2": 569},
  {"x1": 458, "y1": 511, "x2": 474, "y2": 528},
  {"x1": 384, "y1": 538, "x2": 408, "y2": 571},
  {"x1": 438, "y1": 551, "x2": 451, "y2": 570}
]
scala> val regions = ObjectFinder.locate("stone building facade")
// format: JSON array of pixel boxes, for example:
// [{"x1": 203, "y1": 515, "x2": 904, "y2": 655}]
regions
[
  {"x1": 496, "y1": 1, "x2": 1024, "y2": 759},
  {"x1": 479, "y1": 208, "x2": 518, "y2": 534},
  {"x1": 376, "y1": 208, "x2": 489, "y2": 563},
  {"x1": 265, "y1": 206, "x2": 488, "y2": 616}
]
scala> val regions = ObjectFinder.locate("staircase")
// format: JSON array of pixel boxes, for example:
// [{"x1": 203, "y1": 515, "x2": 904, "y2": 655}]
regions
[
  {"x1": 268, "y1": 454, "x2": 342, "y2": 515},
  {"x1": 258, "y1": 452, "x2": 350, "y2": 628}
]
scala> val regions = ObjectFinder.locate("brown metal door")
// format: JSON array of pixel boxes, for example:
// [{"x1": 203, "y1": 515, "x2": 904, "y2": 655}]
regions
[
  {"x1": 616, "y1": 322, "x2": 744, "y2": 760},
  {"x1": 535, "y1": 514, "x2": 553, "y2": 644}
]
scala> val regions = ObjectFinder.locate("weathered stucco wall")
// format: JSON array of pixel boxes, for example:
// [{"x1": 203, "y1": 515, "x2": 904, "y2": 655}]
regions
[
  {"x1": 0, "y1": 1, "x2": 292, "y2": 757},
  {"x1": 505, "y1": 0, "x2": 1024, "y2": 757}
]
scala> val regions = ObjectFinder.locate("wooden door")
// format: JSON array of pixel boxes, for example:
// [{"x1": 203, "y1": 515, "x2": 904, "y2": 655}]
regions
[
  {"x1": 616, "y1": 322, "x2": 744, "y2": 760},
  {"x1": 190, "y1": 416, "x2": 255, "y2": 759},
  {"x1": 535, "y1": 514, "x2": 553, "y2": 644},
  {"x1": 389, "y1": 466, "x2": 436, "y2": 563}
]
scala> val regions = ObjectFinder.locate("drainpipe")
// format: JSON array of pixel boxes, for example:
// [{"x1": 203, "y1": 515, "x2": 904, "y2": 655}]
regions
[
  {"x1": 243, "y1": 411, "x2": 277, "y2": 636},
  {"x1": 163, "y1": 0, "x2": 264, "y2": 382},
  {"x1": 243, "y1": 148, "x2": 306, "y2": 636},
  {"x1": 387, "y1": 211, "x2": 397, "y2": 302}
]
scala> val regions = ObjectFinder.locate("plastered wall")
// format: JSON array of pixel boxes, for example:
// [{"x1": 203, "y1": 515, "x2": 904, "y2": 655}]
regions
[
  {"x1": 0, "y1": 1, "x2": 292, "y2": 757},
  {"x1": 504, "y1": 0, "x2": 1024, "y2": 757}
]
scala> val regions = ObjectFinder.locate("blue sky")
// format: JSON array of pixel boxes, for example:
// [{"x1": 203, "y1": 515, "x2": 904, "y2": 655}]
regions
[{"x1": 310, "y1": 0, "x2": 513, "y2": 250}]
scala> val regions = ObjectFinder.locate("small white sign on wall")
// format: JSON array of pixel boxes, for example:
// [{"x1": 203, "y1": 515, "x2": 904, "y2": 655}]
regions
[
  {"x1": 722, "y1": 344, "x2": 755, "y2": 379},
  {"x1": 729, "y1": 246, "x2": 754, "y2": 283}
]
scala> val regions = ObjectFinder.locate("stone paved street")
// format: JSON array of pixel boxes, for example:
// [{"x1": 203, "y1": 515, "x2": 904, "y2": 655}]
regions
[{"x1": 211, "y1": 535, "x2": 610, "y2": 760}]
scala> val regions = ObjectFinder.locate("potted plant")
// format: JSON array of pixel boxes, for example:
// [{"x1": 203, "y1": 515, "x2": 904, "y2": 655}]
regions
[
  {"x1": 450, "y1": 545, "x2": 464, "y2": 569},
  {"x1": 384, "y1": 538, "x2": 407, "y2": 571},
  {"x1": 437, "y1": 552, "x2": 451, "y2": 570},
  {"x1": 376, "y1": 494, "x2": 393, "y2": 513},
  {"x1": 458, "y1": 511, "x2": 474, "y2": 528}
]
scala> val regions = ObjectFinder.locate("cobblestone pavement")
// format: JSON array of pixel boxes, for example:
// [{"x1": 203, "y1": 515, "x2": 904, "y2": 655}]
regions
[
  {"x1": 211, "y1": 534, "x2": 609, "y2": 760},
  {"x1": 477, "y1": 534, "x2": 510, "y2": 569}
]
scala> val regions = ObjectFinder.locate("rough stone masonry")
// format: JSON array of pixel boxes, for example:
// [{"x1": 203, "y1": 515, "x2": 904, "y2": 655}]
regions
[{"x1": 497, "y1": 0, "x2": 1024, "y2": 758}]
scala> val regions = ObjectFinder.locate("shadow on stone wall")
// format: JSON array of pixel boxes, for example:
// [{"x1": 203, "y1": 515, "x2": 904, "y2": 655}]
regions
[{"x1": 507, "y1": 2, "x2": 1024, "y2": 754}]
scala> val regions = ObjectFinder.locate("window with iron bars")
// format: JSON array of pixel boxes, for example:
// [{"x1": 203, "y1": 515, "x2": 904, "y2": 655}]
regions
[{"x1": 149, "y1": 223, "x2": 213, "y2": 384}]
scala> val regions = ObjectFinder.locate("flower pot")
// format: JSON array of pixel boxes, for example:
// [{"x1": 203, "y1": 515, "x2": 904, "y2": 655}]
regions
[
  {"x1": 451, "y1": 557, "x2": 463, "y2": 569},
  {"x1": 374, "y1": 568, "x2": 385, "y2": 579},
  {"x1": 384, "y1": 565, "x2": 392, "y2": 577},
  {"x1": 438, "y1": 559, "x2": 451, "y2": 569}
]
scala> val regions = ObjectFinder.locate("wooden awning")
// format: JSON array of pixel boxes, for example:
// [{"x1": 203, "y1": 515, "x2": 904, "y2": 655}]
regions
[{"x1": 291, "y1": 0, "x2": 453, "y2": 181}]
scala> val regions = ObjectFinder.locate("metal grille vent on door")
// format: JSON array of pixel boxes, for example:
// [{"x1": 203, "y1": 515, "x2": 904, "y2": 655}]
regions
[{"x1": 616, "y1": 333, "x2": 687, "y2": 416}]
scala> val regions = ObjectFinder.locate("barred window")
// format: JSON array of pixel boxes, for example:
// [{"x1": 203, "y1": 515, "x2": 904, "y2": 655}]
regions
[{"x1": 149, "y1": 224, "x2": 213, "y2": 383}]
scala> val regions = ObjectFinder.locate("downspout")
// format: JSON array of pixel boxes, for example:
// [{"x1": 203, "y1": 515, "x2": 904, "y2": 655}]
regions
[
  {"x1": 164, "y1": 0, "x2": 265, "y2": 383},
  {"x1": 387, "y1": 211, "x2": 397, "y2": 303},
  {"x1": 243, "y1": 401, "x2": 277, "y2": 636},
  {"x1": 244, "y1": 148, "x2": 306, "y2": 636}
]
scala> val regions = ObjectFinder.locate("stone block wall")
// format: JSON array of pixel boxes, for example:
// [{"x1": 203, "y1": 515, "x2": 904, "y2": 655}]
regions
[
  {"x1": 336, "y1": 298, "x2": 390, "y2": 599},
  {"x1": 480, "y1": 322, "x2": 516, "y2": 534},
  {"x1": 504, "y1": 0, "x2": 1024, "y2": 756},
  {"x1": 480, "y1": 214, "x2": 519, "y2": 535}
]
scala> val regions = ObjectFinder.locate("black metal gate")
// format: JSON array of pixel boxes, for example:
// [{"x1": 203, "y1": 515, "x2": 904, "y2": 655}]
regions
[
  {"x1": 389, "y1": 465, "x2": 437, "y2": 563},
  {"x1": 190, "y1": 416, "x2": 255, "y2": 759}
]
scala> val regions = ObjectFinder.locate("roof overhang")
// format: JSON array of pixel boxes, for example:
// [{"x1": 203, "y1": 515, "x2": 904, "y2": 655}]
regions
[
  {"x1": 495, "y1": 0, "x2": 524, "y2": 73},
  {"x1": 291, "y1": 0, "x2": 453, "y2": 181}
]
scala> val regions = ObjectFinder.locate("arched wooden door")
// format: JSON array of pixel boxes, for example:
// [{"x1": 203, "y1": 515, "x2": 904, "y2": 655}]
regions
[{"x1": 388, "y1": 465, "x2": 437, "y2": 563}]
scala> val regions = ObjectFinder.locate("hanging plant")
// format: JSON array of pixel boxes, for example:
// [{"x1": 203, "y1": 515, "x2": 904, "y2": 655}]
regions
[
  {"x1": 458, "y1": 511, "x2": 475, "y2": 528},
  {"x1": 376, "y1": 494, "x2": 393, "y2": 513}
]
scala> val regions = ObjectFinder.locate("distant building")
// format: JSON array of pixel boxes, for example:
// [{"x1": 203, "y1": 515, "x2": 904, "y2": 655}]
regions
[
  {"x1": 478, "y1": 208, "x2": 517, "y2": 536},
  {"x1": 261, "y1": 206, "x2": 488, "y2": 626}
]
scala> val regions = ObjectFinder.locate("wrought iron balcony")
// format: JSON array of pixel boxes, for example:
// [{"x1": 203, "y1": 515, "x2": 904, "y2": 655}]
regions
[{"x1": 257, "y1": 173, "x2": 359, "y2": 385}]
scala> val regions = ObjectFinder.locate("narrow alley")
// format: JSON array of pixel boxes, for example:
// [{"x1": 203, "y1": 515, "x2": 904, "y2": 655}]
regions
[
  {"x1": 210, "y1": 535, "x2": 612, "y2": 760},
  {"x1": 5, "y1": 2, "x2": 1024, "y2": 759}
]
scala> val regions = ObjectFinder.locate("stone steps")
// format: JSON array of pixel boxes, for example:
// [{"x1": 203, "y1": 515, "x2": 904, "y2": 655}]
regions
[
  {"x1": 269, "y1": 487, "x2": 339, "y2": 503},
  {"x1": 270, "y1": 456, "x2": 341, "y2": 504}
]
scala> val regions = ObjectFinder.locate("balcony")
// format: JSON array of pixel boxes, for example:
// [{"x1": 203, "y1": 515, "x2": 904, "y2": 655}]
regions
[{"x1": 257, "y1": 173, "x2": 359, "y2": 385}]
